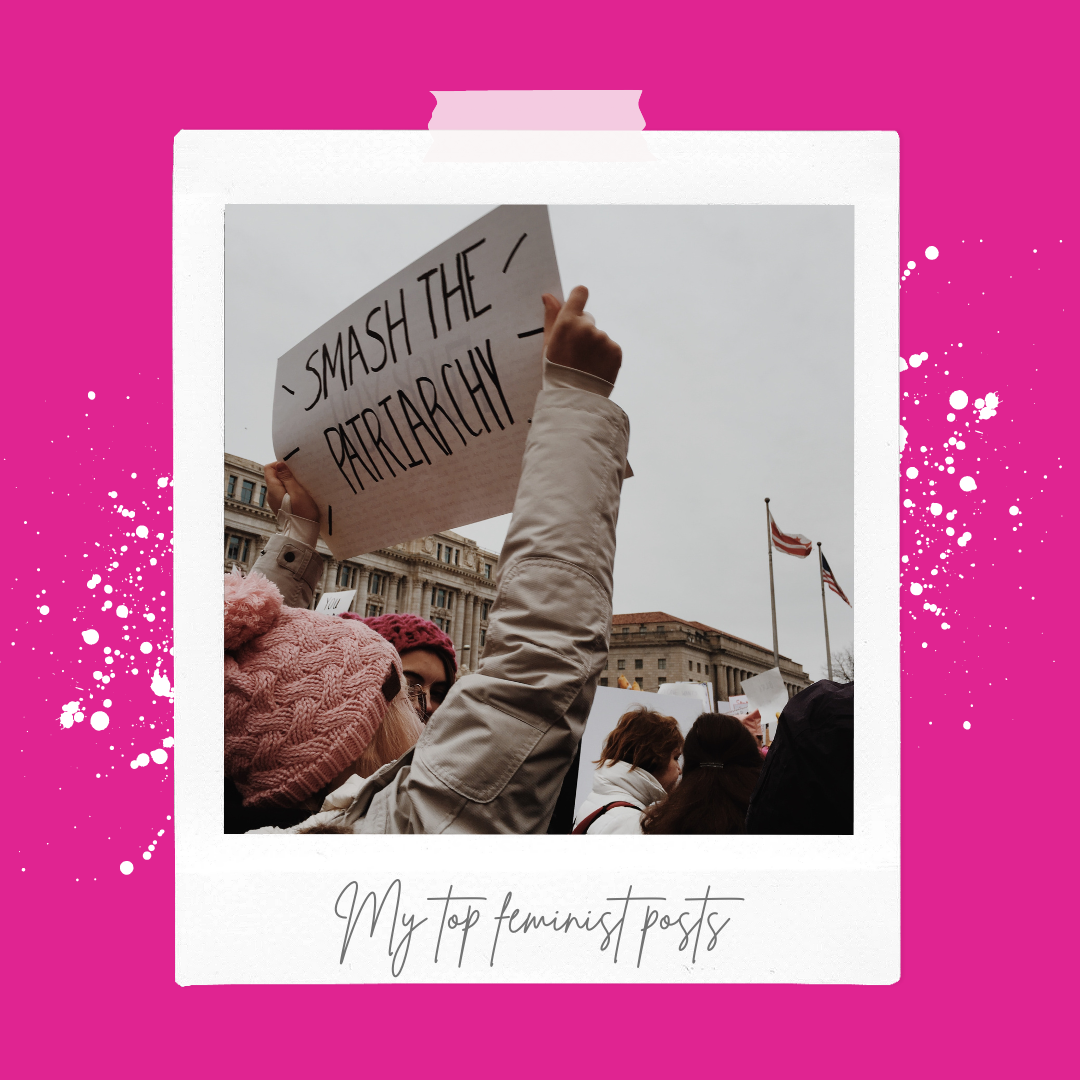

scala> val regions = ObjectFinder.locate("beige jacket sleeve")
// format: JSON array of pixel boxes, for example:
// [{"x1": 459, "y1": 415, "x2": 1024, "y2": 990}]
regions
[{"x1": 339, "y1": 384, "x2": 630, "y2": 833}]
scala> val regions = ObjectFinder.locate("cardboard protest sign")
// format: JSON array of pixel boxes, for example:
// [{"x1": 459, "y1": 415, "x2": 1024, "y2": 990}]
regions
[
  {"x1": 272, "y1": 205, "x2": 562, "y2": 559},
  {"x1": 573, "y1": 687, "x2": 707, "y2": 817},
  {"x1": 315, "y1": 590, "x2": 356, "y2": 614},
  {"x1": 740, "y1": 667, "x2": 790, "y2": 743},
  {"x1": 727, "y1": 694, "x2": 750, "y2": 715}
]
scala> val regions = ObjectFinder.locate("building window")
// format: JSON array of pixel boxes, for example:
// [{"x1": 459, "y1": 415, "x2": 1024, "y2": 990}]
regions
[
  {"x1": 688, "y1": 661, "x2": 693, "y2": 671},
  {"x1": 370, "y1": 572, "x2": 382, "y2": 595},
  {"x1": 634, "y1": 659, "x2": 643, "y2": 670},
  {"x1": 437, "y1": 543, "x2": 443, "y2": 560},
  {"x1": 259, "y1": 485, "x2": 267, "y2": 507},
  {"x1": 240, "y1": 479, "x2": 255, "y2": 504},
  {"x1": 697, "y1": 663, "x2": 702, "y2": 673},
  {"x1": 658, "y1": 677, "x2": 666, "y2": 684},
  {"x1": 437, "y1": 588, "x2": 446, "y2": 608},
  {"x1": 226, "y1": 535, "x2": 240, "y2": 559},
  {"x1": 617, "y1": 659, "x2": 626, "y2": 671},
  {"x1": 366, "y1": 602, "x2": 380, "y2": 616},
  {"x1": 639, "y1": 625, "x2": 646, "y2": 633},
  {"x1": 657, "y1": 658, "x2": 667, "y2": 669},
  {"x1": 600, "y1": 678, "x2": 609, "y2": 687},
  {"x1": 621, "y1": 627, "x2": 629, "y2": 634},
  {"x1": 481, "y1": 602, "x2": 490, "y2": 621},
  {"x1": 242, "y1": 538, "x2": 251, "y2": 562},
  {"x1": 479, "y1": 628, "x2": 486, "y2": 646},
  {"x1": 484, "y1": 563, "x2": 492, "y2": 579},
  {"x1": 226, "y1": 475, "x2": 237, "y2": 497},
  {"x1": 455, "y1": 549, "x2": 460, "y2": 565}
]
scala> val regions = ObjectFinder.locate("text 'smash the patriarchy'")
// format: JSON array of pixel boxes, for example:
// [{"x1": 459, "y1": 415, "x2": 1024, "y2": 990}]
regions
[{"x1": 272, "y1": 205, "x2": 562, "y2": 559}]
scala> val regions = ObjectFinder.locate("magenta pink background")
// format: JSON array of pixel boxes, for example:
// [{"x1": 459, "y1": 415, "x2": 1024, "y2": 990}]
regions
[{"x1": 6, "y1": 3, "x2": 1076, "y2": 1075}]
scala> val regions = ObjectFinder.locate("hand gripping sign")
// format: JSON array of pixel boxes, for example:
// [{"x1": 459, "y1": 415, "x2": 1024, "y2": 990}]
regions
[{"x1": 272, "y1": 205, "x2": 562, "y2": 559}]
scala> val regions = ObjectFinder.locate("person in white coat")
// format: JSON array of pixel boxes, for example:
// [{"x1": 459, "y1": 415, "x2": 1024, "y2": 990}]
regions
[{"x1": 573, "y1": 707, "x2": 684, "y2": 834}]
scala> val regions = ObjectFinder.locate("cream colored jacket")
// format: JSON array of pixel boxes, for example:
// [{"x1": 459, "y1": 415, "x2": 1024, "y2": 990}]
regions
[{"x1": 249, "y1": 374, "x2": 629, "y2": 833}]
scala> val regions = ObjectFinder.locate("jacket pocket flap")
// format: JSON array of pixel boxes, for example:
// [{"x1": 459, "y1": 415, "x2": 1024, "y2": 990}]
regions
[{"x1": 419, "y1": 702, "x2": 546, "y2": 804}]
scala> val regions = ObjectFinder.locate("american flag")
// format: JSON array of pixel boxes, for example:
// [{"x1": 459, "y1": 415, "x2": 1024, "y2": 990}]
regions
[
  {"x1": 770, "y1": 512, "x2": 812, "y2": 558},
  {"x1": 821, "y1": 552, "x2": 852, "y2": 607}
]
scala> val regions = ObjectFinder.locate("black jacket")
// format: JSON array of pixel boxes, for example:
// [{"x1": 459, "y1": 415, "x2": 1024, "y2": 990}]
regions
[{"x1": 746, "y1": 680, "x2": 854, "y2": 834}]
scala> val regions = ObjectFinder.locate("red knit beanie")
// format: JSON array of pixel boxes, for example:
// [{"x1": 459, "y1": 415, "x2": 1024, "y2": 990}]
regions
[
  {"x1": 224, "y1": 570, "x2": 404, "y2": 809},
  {"x1": 341, "y1": 611, "x2": 457, "y2": 684}
]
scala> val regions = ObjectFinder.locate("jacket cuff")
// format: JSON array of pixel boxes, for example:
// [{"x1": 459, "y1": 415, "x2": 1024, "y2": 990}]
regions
[{"x1": 249, "y1": 534, "x2": 324, "y2": 609}]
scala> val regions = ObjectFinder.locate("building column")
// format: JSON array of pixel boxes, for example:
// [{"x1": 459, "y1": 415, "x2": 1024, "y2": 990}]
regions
[
  {"x1": 408, "y1": 574, "x2": 423, "y2": 615},
  {"x1": 470, "y1": 594, "x2": 482, "y2": 669},
  {"x1": 459, "y1": 592, "x2": 473, "y2": 672},
  {"x1": 420, "y1": 579, "x2": 431, "y2": 619},
  {"x1": 315, "y1": 557, "x2": 333, "y2": 609},
  {"x1": 451, "y1": 588, "x2": 466, "y2": 654},
  {"x1": 351, "y1": 563, "x2": 367, "y2": 613}
]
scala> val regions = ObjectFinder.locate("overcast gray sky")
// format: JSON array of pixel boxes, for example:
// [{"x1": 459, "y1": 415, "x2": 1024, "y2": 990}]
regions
[{"x1": 226, "y1": 205, "x2": 853, "y2": 679}]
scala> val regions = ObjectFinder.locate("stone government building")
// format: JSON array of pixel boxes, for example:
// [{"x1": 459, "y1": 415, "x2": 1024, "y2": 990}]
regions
[
  {"x1": 603, "y1": 612, "x2": 811, "y2": 703},
  {"x1": 225, "y1": 454, "x2": 813, "y2": 694},
  {"x1": 224, "y1": 453, "x2": 499, "y2": 673}
]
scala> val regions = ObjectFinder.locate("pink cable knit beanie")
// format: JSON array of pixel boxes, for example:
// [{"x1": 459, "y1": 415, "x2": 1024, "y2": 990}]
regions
[
  {"x1": 224, "y1": 570, "x2": 403, "y2": 809},
  {"x1": 341, "y1": 611, "x2": 457, "y2": 684}
]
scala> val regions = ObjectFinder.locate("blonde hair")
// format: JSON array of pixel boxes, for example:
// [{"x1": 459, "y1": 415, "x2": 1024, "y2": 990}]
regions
[{"x1": 353, "y1": 690, "x2": 424, "y2": 778}]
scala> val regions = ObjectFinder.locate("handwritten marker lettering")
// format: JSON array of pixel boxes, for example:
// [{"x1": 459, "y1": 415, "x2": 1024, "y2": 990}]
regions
[
  {"x1": 283, "y1": 447, "x2": 300, "y2": 461},
  {"x1": 502, "y1": 232, "x2": 527, "y2": 273},
  {"x1": 272, "y1": 205, "x2": 557, "y2": 561}
]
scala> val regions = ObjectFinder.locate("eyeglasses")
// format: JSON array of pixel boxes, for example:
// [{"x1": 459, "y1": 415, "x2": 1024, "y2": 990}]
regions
[{"x1": 406, "y1": 682, "x2": 428, "y2": 723}]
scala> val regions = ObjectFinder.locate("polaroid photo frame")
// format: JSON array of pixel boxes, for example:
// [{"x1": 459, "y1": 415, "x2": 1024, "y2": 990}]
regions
[{"x1": 174, "y1": 130, "x2": 899, "y2": 983}]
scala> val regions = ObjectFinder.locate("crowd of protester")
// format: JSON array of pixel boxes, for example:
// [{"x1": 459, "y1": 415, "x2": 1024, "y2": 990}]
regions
[{"x1": 223, "y1": 285, "x2": 853, "y2": 835}]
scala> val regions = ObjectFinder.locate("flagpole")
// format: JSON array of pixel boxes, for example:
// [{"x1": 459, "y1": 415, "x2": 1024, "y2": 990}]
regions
[
  {"x1": 765, "y1": 498, "x2": 779, "y2": 668},
  {"x1": 817, "y1": 542, "x2": 833, "y2": 682}
]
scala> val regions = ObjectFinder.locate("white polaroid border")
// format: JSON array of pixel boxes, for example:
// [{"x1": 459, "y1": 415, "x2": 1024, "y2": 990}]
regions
[{"x1": 174, "y1": 130, "x2": 899, "y2": 984}]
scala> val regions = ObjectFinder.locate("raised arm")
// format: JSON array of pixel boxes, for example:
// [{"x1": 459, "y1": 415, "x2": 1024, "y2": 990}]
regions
[{"x1": 344, "y1": 287, "x2": 630, "y2": 833}]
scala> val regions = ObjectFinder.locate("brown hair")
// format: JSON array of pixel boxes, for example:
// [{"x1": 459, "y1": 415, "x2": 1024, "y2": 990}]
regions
[
  {"x1": 641, "y1": 713, "x2": 762, "y2": 834},
  {"x1": 596, "y1": 707, "x2": 684, "y2": 779}
]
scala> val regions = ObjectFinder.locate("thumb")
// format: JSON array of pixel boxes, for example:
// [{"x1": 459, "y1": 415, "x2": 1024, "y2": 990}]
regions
[{"x1": 562, "y1": 284, "x2": 589, "y2": 317}]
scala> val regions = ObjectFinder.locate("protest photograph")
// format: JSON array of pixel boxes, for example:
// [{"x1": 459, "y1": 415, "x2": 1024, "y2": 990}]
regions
[{"x1": 222, "y1": 203, "x2": 855, "y2": 836}]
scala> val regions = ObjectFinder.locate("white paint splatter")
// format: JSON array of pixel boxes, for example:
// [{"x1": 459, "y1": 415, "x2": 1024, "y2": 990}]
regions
[
  {"x1": 899, "y1": 425, "x2": 908, "y2": 451},
  {"x1": 81, "y1": 628, "x2": 100, "y2": 645},
  {"x1": 963, "y1": 721, "x2": 971, "y2": 730},
  {"x1": 150, "y1": 748, "x2": 168, "y2": 764},
  {"x1": 1009, "y1": 506, "x2": 1019, "y2": 516},
  {"x1": 115, "y1": 605, "x2": 129, "y2": 618},
  {"x1": 120, "y1": 861, "x2": 134, "y2": 875},
  {"x1": 957, "y1": 532, "x2": 973, "y2": 547},
  {"x1": 38, "y1": 605, "x2": 49, "y2": 615},
  {"x1": 941, "y1": 622, "x2": 951, "y2": 630},
  {"x1": 925, "y1": 246, "x2": 939, "y2": 260},
  {"x1": 948, "y1": 390, "x2": 968, "y2": 410},
  {"x1": 930, "y1": 503, "x2": 943, "y2": 516},
  {"x1": 90, "y1": 710, "x2": 110, "y2": 731},
  {"x1": 151, "y1": 670, "x2": 172, "y2": 697},
  {"x1": 908, "y1": 352, "x2": 928, "y2": 368},
  {"x1": 59, "y1": 701, "x2": 84, "y2": 729},
  {"x1": 144, "y1": 612, "x2": 156, "y2": 622},
  {"x1": 910, "y1": 583, "x2": 924, "y2": 596},
  {"x1": 86, "y1": 574, "x2": 101, "y2": 589},
  {"x1": 906, "y1": 467, "x2": 919, "y2": 479},
  {"x1": 140, "y1": 642, "x2": 152, "y2": 654},
  {"x1": 959, "y1": 476, "x2": 978, "y2": 492},
  {"x1": 136, "y1": 525, "x2": 149, "y2": 539},
  {"x1": 157, "y1": 477, "x2": 169, "y2": 488}
]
